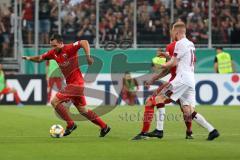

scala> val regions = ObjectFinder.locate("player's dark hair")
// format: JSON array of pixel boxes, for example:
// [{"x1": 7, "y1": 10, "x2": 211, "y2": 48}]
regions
[
  {"x1": 125, "y1": 71, "x2": 130, "y2": 75},
  {"x1": 50, "y1": 34, "x2": 63, "y2": 42},
  {"x1": 216, "y1": 47, "x2": 223, "y2": 50}
]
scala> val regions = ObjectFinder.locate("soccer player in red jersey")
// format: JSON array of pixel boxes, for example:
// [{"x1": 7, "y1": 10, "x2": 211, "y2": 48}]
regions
[
  {"x1": 132, "y1": 24, "x2": 193, "y2": 140},
  {"x1": 22, "y1": 34, "x2": 111, "y2": 137}
]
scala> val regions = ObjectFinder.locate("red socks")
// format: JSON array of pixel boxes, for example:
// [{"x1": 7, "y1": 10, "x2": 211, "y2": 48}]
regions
[
  {"x1": 156, "y1": 103, "x2": 165, "y2": 108},
  {"x1": 183, "y1": 114, "x2": 193, "y2": 133},
  {"x1": 13, "y1": 92, "x2": 21, "y2": 104},
  {"x1": 179, "y1": 103, "x2": 193, "y2": 134},
  {"x1": 141, "y1": 105, "x2": 154, "y2": 133},
  {"x1": 55, "y1": 103, "x2": 107, "y2": 129},
  {"x1": 82, "y1": 109, "x2": 107, "y2": 129},
  {"x1": 55, "y1": 104, "x2": 74, "y2": 128},
  {"x1": 185, "y1": 121, "x2": 192, "y2": 133},
  {"x1": 47, "y1": 90, "x2": 52, "y2": 103}
]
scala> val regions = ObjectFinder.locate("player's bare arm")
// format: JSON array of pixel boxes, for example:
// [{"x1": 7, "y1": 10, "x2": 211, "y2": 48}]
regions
[
  {"x1": 145, "y1": 69, "x2": 169, "y2": 87},
  {"x1": 161, "y1": 57, "x2": 178, "y2": 69},
  {"x1": 80, "y1": 40, "x2": 94, "y2": 65},
  {"x1": 22, "y1": 55, "x2": 44, "y2": 63},
  {"x1": 214, "y1": 62, "x2": 218, "y2": 73}
]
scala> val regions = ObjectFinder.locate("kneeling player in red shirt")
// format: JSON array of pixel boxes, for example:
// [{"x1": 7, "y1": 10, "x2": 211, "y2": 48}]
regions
[
  {"x1": 23, "y1": 34, "x2": 110, "y2": 137},
  {"x1": 0, "y1": 64, "x2": 22, "y2": 106}
]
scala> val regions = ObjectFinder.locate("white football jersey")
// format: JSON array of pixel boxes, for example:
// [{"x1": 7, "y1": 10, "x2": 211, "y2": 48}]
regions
[{"x1": 172, "y1": 37, "x2": 196, "y2": 88}]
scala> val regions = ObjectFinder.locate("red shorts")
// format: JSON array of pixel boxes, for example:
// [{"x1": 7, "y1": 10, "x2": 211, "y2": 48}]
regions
[
  {"x1": 56, "y1": 83, "x2": 86, "y2": 107},
  {"x1": 0, "y1": 87, "x2": 11, "y2": 95}
]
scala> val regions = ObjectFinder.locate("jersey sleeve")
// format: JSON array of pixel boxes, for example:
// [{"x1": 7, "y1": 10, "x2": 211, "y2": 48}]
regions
[
  {"x1": 41, "y1": 49, "x2": 55, "y2": 60},
  {"x1": 72, "y1": 41, "x2": 82, "y2": 51},
  {"x1": 173, "y1": 42, "x2": 184, "y2": 59},
  {"x1": 166, "y1": 44, "x2": 173, "y2": 57},
  {"x1": 165, "y1": 45, "x2": 170, "y2": 53}
]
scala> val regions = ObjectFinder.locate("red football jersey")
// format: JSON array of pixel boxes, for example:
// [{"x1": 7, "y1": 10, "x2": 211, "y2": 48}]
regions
[
  {"x1": 165, "y1": 41, "x2": 177, "y2": 82},
  {"x1": 41, "y1": 41, "x2": 84, "y2": 84}
]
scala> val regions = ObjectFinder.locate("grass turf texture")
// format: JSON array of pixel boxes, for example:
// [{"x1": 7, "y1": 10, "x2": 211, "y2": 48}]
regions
[{"x1": 0, "y1": 105, "x2": 239, "y2": 160}]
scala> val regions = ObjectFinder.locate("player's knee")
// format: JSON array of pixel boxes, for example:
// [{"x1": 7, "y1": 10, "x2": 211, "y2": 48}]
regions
[
  {"x1": 146, "y1": 97, "x2": 151, "y2": 103},
  {"x1": 182, "y1": 106, "x2": 192, "y2": 116},
  {"x1": 10, "y1": 88, "x2": 16, "y2": 93},
  {"x1": 155, "y1": 95, "x2": 165, "y2": 104},
  {"x1": 51, "y1": 97, "x2": 60, "y2": 107},
  {"x1": 50, "y1": 99, "x2": 57, "y2": 107},
  {"x1": 78, "y1": 106, "x2": 87, "y2": 114},
  {"x1": 145, "y1": 97, "x2": 153, "y2": 106}
]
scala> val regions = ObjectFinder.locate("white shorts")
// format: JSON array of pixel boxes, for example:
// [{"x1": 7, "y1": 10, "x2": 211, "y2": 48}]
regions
[{"x1": 163, "y1": 82, "x2": 195, "y2": 107}]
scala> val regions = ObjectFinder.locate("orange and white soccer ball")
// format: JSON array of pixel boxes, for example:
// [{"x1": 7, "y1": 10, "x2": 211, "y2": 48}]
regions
[{"x1": 50, "y1": 124, "x2": 65, "y2": 138}]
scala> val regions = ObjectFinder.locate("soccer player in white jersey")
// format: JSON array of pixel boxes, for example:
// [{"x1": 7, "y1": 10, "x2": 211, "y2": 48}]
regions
[{"x1": 146, "y1": 21, "x2": 219, "y2": 140}]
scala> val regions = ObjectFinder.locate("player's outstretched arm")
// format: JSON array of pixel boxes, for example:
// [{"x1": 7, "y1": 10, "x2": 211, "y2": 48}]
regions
[
  {"x1": 157, "y1": 52, "x2": 171, "y2": 61},
  {"x1": 146, "y1": 69, "x2": 169, "y2": 87},
  {"x1": 22, "y1": 55, "x2": 44, "y2": 63},
  {"x1": 161, "y1": 57, "x2": 178, "y2": 69},
  {"x1": 80, "y1": 40, "x2": 94, "y2": 65}
]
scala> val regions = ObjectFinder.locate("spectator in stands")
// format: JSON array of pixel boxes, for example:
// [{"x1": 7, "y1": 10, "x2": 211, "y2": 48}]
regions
[
  {"x1": 122, "y1": 18, "x2": 133, "y2": 40},
  {"x1": 77, "y1": 18, "x2": 95, "y2": 44},
  {"x1": 60, "y1": 0, "x2": 96, "y2": 43},
  {"x1": 0, "y1": 5, "x2": 11, "y2": 57},
  {"x1": 214, "y1": 47, "x2": 235, "y2": 74},
  {"x1": 99, "y1": 17, "x2": 107, "y2": 43},
  {"x1": 186, "y1": 22, "x2": 200, "y2": 43},
  {"x1": 107, "y1": 15, "x2": 119, "y2": 42},
  {"x1": 22, "y1": 0, "x2": 34, "y2": 44},
  {"x1": 137, "y1": 0, "x2": 170, "y2": 44},
  {"x1": 212, "y1": 0, "x2": 240, "y2": 44},
  {"x1": 10, "y1": 0, "x2": 240, "y2": 46},
  {"x1": 0, "y1": 19, "x2": 7, "y2": 57},
  {"x1": 198, "y1": 20, "x2": 208, "y2": 44},
  {"x1": 50, "y1": 0, "x2": 59, "y2": 35},
  {"x1": 187, "y1": 6, "x2": 202, "y2": 24},
  {"x1": 174, "y1": 0, "x2": 190, "y2": 22},
  {"x1": 62, "y1": 7, "x2": 77, "y2": 43},
  {"x1": 39, "y1": 0, "x2": 51, "y2": 44},
  {"x1": 231, "y1": 14, "x2": 240, "y2": 44},
  {"x1": 100, "y1": 0, "x2": 133, "y2": 44}
]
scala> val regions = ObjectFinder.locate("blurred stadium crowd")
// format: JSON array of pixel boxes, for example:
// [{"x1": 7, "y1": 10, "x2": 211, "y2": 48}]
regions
[
  {"x1": 138, "y1": 0, "x2": 240, "y2": 44},
  {"x1": 0, "y1": 0, "x2": 240, "y2": 51}
]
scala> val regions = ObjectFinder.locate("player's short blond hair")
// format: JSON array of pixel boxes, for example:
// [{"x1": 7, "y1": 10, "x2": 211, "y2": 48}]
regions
[
  {"x1": 173, "y1": 21, "x2": 186, "y2": 33},
  {"x1": 173, "y1": 21, "x2": 186, "y2": 29}
]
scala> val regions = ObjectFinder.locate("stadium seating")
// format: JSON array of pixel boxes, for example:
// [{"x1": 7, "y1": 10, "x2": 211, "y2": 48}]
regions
[{"x1": 0, "y1": 0, "x2": 240, "y2": 51}]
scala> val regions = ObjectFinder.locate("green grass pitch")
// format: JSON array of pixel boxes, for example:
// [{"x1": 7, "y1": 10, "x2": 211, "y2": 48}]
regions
[{"x1": 0, "y1": 105, "x2": 239, "y2": 160}]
